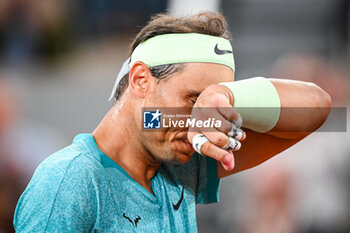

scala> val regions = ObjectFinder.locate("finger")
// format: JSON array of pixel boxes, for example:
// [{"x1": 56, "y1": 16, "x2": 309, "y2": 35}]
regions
[
  {"x1": 195, "y1": 127, "x2": 244, "y2": 150},
  {"x1": 214, "y1": 108, "x2": 243, "y2": 133},
  {"x1": 200, "y1": 140, "x2": 235, "y2": 171},
  {"x1": 228, "y1": 124, "x2": 246, "y2": 141},
  {"x1": 217, "y1": 107, "x2": 242, "y2": 128},
  {"x1": 222, "y1": 137, "x2": 241, "y2": 151},
  {"x1": 217, "y1": 107, "x2": 240, "y2": 123},
  {"x1": 214, "y1": 115, "x2": 235, "y2": 135},
  {"x1": 221, "y1": 151, "x2": 235, "y2": 171},
  {"x1": 232, "y1": 114, "x2": 243, "y2": 128},
  {"x1": 190, "y1": 107, "x2": 231, "y2": 133},
  {"x1": 191, "y1": 133, "x2": 235, "y2": 171},
  {"x1": 203, "y1": 130, "x2": 230, "y2": 148},
  {"x1": 188, "y1": 130, "x2": 200, "y2": 143},
  {"x1": 191, "y1": 133, "x2": 209, "y2": 154}
]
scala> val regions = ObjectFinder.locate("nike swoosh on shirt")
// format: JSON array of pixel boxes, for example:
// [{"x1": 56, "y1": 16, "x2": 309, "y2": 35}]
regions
[
  {"x1": 214, "y1": 43, "x2": 233, "y2": 55},
  {"x1": 172, "y1": 186, "x2": 184, "y2": 210}
]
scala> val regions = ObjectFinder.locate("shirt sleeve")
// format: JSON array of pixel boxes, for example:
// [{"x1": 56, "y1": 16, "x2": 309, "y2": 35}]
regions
[
  {"x1": 194, "y1": 153, "x2": 221, "y2": 204},
  {"x1": 14, "y1": 152, "x2": 98, "y2": 232},
  {"x1": 164, "y1": 152, "x2": 221, "y2": 205}
]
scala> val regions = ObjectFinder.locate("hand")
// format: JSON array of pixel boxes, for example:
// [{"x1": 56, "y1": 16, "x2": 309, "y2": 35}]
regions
[{"x1": 187, "y1": 84, "x2": 245, "y2": 171}]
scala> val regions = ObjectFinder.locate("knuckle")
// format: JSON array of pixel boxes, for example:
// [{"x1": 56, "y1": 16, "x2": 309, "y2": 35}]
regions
[
  {"x1": 217, "y1": 151, "x2": 227, "y2": 161},
  {"x1": 205, "y1": 84, "x2": 220, "y2": 93},
  {"x1": 227, "y1": 110, "x2": 237, "y2": 121},
  {"x1": 221, "y1": 122, "x2": 232, "y2": 133},
  {"x1": 233, "y1": 111, "x2": 240, "y2": 121},
  {"x1": 201, "y1": 142, "x2": 227, "y2": 161},
  {"x1": 211, "y1": 135, "x2": 228, "y2": 147},
  {"x1": 201, "y1": 142, "x2": 211, "y2": 153},
  {"x1": 232, "y1": 140, "x2": 241, "y2": 151},
  {"x1": 187, "y1": 132, "x2": 196, "y2": 142}
]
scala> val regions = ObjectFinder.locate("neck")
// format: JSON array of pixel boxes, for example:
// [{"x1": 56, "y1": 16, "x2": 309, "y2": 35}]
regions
[{"x1": 92, "y1": 101, "x2": 161, "y2": 194}]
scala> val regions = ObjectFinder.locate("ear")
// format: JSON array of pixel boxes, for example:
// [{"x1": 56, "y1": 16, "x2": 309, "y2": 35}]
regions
[{"x1": 128, "y1": 62, "x2": 152, "y2": 98}]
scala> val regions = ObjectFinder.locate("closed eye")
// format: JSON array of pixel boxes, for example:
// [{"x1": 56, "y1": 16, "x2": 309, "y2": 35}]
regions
[
  {"x1": 185, "y1": 90, "x2": 200, "y2": 104},
  {"x1": 189, "y1": 97, "x2": 197, "y2": 104}
]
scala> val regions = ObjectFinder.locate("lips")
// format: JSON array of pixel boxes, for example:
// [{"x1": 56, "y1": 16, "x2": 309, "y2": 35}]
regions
[
  {"x1": 174, "y1": 132, "x2": 195, "y2": 154},
  {"x1": 182, "y1": 139, "x2": 190, "y2": 144},
  {"x1": 181, "y1": 139, "x2": 194, "y2": 152}
]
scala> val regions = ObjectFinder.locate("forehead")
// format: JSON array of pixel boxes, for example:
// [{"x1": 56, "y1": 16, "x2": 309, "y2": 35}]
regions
[{"x1": 165, "y1": 62, "x2": 234, "y2": 92}]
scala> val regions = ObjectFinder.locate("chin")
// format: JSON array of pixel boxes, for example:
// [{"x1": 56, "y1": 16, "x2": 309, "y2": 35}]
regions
[
  {"x1": 158, "y1": 140, "x2": 195, "y2": 164},
  {"x1": 168, "y1": 151, "x2": 194, "y2": 164}
]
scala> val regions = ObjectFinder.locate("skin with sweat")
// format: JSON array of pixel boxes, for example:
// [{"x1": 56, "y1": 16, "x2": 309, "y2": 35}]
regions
[
  {"x1": 93, "y1": 61, "x2": 331, "y2": 194},
  {"x1": 93, "y1": 62, "x2": 234, "y2": 194}
]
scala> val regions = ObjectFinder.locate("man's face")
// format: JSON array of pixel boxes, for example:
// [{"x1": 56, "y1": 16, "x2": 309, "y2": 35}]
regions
[{"x1": 140, "y1": 62, "x2": 234, "y2": 164}]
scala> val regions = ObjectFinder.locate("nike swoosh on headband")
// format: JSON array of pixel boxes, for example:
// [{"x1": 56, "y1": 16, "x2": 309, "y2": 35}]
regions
[
  {"x1": 109, "y1": 34, "x2": 235, "y2": 102},
  {"x1": 214, "y1": 43, "x2": 233, "y2": 55},
  {"x1": 129, "y1": 33, "x2": 235, "y2": 71}
]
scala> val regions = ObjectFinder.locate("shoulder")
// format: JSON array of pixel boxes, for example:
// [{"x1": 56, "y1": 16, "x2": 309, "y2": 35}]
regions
[
  {"x1": 23, "y1": 142, "x2": 105, "y2": 197},
  {"x1": 35, "y1": 142, "x2": 104, "y2": 181},
  {"x1": 14, "y1": 143, "x2": 104, "y2": 231}
]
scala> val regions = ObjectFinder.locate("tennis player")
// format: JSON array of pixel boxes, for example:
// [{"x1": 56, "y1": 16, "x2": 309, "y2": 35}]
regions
[{"x1": 14, "y1": 12, "x2": 331, "y2": 232}]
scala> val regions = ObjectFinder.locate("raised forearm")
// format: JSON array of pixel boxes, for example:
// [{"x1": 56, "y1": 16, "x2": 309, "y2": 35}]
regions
[
  {"x1": 268, "y1": 78, "x2": 331, "y2": 139},
  {"x1": 215, "y1": 78, "x2": 332, "y2": 177},
  {"x1": 220, "y1": 78, "x2": 332, "y2": 139}
]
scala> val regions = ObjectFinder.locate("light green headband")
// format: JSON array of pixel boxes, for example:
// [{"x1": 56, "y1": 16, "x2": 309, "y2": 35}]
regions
[{"x1": 129, "y1": 33, "x2": 235, "y2": 71}]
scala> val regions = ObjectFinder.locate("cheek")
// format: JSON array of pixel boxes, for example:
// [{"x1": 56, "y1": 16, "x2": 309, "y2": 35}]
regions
[
  {"x1": 142, "y1": 130, "x2": 192, "y2": 163},
  {"x1": 142, "y1": 130, "x2": 173, "y2": 150},
  {"x1": 144, "y1": 129, "x2": 178, "y2": 148}
]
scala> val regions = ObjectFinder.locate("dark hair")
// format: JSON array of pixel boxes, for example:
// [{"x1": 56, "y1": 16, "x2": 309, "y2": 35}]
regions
[{"x1": 114, "y1": 12, "x2": 231, "y2": 101}]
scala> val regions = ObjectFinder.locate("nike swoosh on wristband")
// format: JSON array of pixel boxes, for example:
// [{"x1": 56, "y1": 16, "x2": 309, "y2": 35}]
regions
[
  {"x1": 172, "y1": 186, "x2": 184, "y2": 210},
  {"x1": 214, "y1": 43, "x2": 233, "y2": 55}
]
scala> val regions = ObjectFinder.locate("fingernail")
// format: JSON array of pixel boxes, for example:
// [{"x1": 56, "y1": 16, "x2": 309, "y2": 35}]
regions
[
  {"x1": 234, "y1": 131, "x2": 244, "y2": 140},
  {"x1": 233, "y1": 140, "x2": 241, "y2": 151},
  {"x1": 241, "y1": 132, "x2": 246, "y2": 141},
  {"x1": 233, "y1": 114, "x2": 243, "y2": 128},
  {"x1": 222, "y1": 157, "x2": 235, "y2": 171}
]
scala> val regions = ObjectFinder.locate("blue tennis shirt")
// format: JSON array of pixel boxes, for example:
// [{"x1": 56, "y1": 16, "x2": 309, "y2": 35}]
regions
[{"x1": 14, "y1": 134, "x2": 220, "y2": 232}]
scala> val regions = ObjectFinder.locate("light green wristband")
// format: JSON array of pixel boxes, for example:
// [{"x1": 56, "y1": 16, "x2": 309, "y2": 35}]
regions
[{"x1": 219, "y1": 77, "x2": 281, "y2": 133}]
